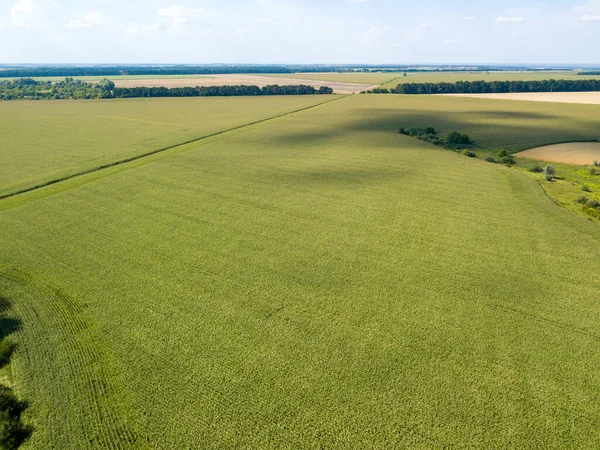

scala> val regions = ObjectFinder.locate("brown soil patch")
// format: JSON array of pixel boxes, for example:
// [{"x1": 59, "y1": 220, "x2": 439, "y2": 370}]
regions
[
  {"x1": 515, "y1": 142, "x2": 600, "y2": 165},
  {"x1": 113, "y1": 75, "x2": 374, "y2": 94},
  {"x1": 438, "y1": 92, "x2": 600, "y2": 105}
]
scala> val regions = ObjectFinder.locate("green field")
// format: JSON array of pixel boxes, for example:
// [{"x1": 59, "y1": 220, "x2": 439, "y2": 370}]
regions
[
  {"x1": 380, "y1": 70, "x2": 600, "y2": 88},
  {"x1": 2, "y1": 95, "x2": 600, "y2": 448},
  {"x1": 264, "y1": 72, "x2": 398, "y2": 85},
  {"x1": 0, "y1": 96, "x2": 333, "y2": 198},
  {"x1": 262, "y1": 71, "x2": 600, "y2": 89}
]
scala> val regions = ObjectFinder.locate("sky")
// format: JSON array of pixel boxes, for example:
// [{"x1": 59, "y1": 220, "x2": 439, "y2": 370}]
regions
[{"x1": 0, "y1": 0, "x2": 599, "y2": 64}]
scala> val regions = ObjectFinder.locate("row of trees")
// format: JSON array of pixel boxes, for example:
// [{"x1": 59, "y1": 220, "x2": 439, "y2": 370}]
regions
[
  {"x1": 0, "y1": 65, "x2": 557, "y2": 78},
  {"x1": 578, "y1": 71, "x2": 600, "y2": 76},
  {"x1": 114, "y1": 84, "x2": 332, "y2": 98},
  {"x1": 394, "y1": 79, "x2": 600, "y2": 94},
  {"x1": 0, "y1": 66, "x2": 295, "y2": 78},
  {"x1": 0, "y1": 78, "x2": 333, "y2": 101},
  {"x1": 398, "y1": 127, "x2": 472, "y2": 150},
  {"x1": 0, "y1": 78, "x2": 114, "y2": 100}
]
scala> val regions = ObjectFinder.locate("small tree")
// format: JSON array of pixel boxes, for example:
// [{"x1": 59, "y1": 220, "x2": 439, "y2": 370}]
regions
[{"x1": 544, "y1": 164, "x2": 556, "y2": 181}]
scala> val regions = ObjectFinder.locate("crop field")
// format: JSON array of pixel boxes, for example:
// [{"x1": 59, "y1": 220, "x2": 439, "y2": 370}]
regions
[
  {"x1": 380, "y1": 70, "x2": 600, "y2": 89},
  {"x1": 262, "y1": 70, "x2": 600, "y2": 90},
  {"x1": 2, "y1": 94, "x2": 600, "y2": 448},
  {"x1": 0, "y1": 95, "x2": 333, "y2": 198},
  {"x1": 516, "y1": 142, "x2": 600, "y2": 165},
  {"x1": 439, "y1": 92, "x2": 600, "y2": 105},
  {"x1": 264, "y1": 72, "x2": 398, "y2": 85}
]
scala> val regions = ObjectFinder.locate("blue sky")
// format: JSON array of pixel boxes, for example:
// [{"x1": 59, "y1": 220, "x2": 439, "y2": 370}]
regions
[{"x1": 0, "y1": 0, "x2": 599, "y2": 64}]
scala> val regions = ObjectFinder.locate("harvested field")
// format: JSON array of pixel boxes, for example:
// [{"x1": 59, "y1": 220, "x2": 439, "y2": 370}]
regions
[
  {"x1": 438, "y1": 92, "x2": 600, "y2": 105},
  {"x1": 113, "y1": 74, "x2": 374, "y2": 94},
  {"x1": 516, "y1": 142, "x2": 600, "y2": 165}
]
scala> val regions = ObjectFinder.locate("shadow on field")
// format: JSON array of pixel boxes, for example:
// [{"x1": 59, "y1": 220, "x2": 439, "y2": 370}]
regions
[
  {"x1": 255, "y1": 167, "x2": 408, "y2": 187},
  {"x1": 0, "y1": 296, "x2": 22, "y2": 339},
  {"x1": 454, "y1": 110, "x2": 562, "y2": 120}
]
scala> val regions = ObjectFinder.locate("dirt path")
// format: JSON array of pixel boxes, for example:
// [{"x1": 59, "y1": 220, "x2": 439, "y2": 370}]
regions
[
  {"x1": 515, "y1": 142, "x2": 600, "y2": 165},
  {"x1": 113, "y1": 74, "x2": 374, "y2": 94},
  {"x1": 437, "y1": 92, "x2": 600, "y2": 105}
]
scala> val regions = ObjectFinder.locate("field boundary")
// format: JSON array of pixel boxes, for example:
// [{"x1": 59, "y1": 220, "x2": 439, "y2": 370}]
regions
[{"x1": 0, "y1": 95, "x2": 346, "y2": 202}]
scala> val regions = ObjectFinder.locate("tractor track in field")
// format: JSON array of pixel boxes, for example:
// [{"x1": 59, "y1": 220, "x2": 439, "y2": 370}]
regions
[{"x1": 0, "y1": 95, "x2": 347, "y2": 204}]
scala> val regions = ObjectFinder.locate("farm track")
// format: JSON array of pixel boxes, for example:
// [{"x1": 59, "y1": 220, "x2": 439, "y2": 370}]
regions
[{"x1": 0, "y1": 95, "x2": 346, "y2": 204}]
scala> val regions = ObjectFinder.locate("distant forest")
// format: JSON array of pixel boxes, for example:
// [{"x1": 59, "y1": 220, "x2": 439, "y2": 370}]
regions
[
  {"x1": 578, "y1": 71, "x2": 600, "y2": 76},
  {"x1": 0, "y1": 64, "x2": 578, "y2": 78},
  {"x1": 392, "y1": 79, "x2": 600, "y2": 94},
  {"x1": 0, "y1": 78, "x2": 333, "y2": 100}
]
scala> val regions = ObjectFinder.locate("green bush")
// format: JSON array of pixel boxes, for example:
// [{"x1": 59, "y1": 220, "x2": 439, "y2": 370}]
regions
[
  {"x1": 500, "y1": 156, "x2": 516, "y2": 166},
  {"x1": 445, "y1": 131, "x2": 471, "y2": 146},
  {"x1": 497, "y1": 149, "x2": 509, "y2": 158},
  {"x1": 544, "y1": 165, "x2": 556, "y2": 180},
  {"x1": 529, "y1": 166, "x2": 543, "y2": 173},
  {"x1": 462, "y1": 150, "x2": 476, "y2": 158},
  {"x1": 485, "y1": 157, "x2": 496, "y2": 163},
  {"x1": 582, "y1": 185, "x2": 592, "y2": 192}
]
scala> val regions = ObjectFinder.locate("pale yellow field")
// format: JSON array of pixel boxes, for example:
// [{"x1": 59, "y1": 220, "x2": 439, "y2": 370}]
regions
[
  {"x1": 516, "y1": 142, "x2": 600, "y2": 165},
  {"x1": 113, "y1": 74, "x2": 374, "y2": 94},
  {"x1": 438, "y1": 92, "x2": 600, "y2": 105}
]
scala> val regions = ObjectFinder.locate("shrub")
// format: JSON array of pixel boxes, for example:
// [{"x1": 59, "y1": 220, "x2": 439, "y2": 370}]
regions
[
  {"x1": 462, "y1": 150, "x2": 476, "y2": 157},
  {"x1": 590, "y1": 167, "x2": 597, "y2": 176},
  {"x1": 497, "y1": 149, "x2": 509, "y2": 158},
  {"x1": 544, "y1": 164, "x2": 556, "y2": 180},
  {"x1": 485, "y1": 157, "x2": 496, "y2": 163},
  {"x1": 446, "y1": 131, "x2": 471, "y2": 146},
  {"x1": 575, "y1": 196, "x2": 590, "y2": 205},
  {"x1": 582, "y1": 185, "x2": 592, "y2": 192},
  {"x1": 529, "y1": 166, "x2": 543, "y2": 173},
  {"x1": 500, "y1": 156, "x2": 516, "y2": 166},
  {"x1": 594, "y1": 160, "x2": 599, "y2": 167},
  {"x1": 589, "y1": 199, "x2": 600, "y2": 209}
]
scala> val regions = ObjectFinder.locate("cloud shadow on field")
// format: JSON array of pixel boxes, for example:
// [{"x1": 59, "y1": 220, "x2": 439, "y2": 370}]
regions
[
  {"x1": 255, "y1": 166, "x2": 408, "y2": 188},
  {"x1": 453, "y1": 110, "x2": 562, "y2": 120}
]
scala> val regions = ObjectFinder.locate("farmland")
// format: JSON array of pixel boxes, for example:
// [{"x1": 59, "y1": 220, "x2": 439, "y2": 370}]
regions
[
  {"x1": 0, "y1": 95, "x2": 333, "y2": 198},
  {"x1": 516, "y1": 142, "x2": 600, "y2": 165},
  {"x1": 263, "y1": 70, "x2": 600, "y2": 90},
  {"x1": 439, "y1": 92, "x2": 600, "y2": 105},
  {"x1": 2, "y1": 94, "x2": 600, "y2": 448}
]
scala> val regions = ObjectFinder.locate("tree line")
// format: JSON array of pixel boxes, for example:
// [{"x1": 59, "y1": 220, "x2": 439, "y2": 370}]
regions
[
  {"x1": 578, "y1": 71, "x2": 600, "y2": 76},
  {"x1": 0, "y1": 78, "x2": 333, "y2": 101},
  {"x1": 114, "y1": 84, "x2": 333, "y2": 98},
  {"x1": 0, "y1": 65, "x2": 566, "y2": 78},
  {"x1": 392, "y1": 79, "x2": 600, "y2": 94}
]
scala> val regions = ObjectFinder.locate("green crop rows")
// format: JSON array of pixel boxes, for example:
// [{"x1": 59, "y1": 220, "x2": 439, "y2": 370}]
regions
[{"x1": 1, "y1": 94, "x2": 600, "y2": 448}]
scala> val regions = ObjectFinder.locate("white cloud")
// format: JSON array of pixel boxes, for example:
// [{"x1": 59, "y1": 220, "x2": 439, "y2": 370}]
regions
[
  {"x1": 496, "y1": 16, "x2": 525, "y2": 24},
  {"x1": 11, "y1": 0, "x2": 58, "y2": 29},
  {"x1": 67, "y1": 12, "x2": 104, "y2": 29},
  {"x1": 157, "y1": 4, "x2": 215, "y2": 31},
  {"x1": 464, "y1": 16, "x2": 476, "y2": 21},
  {"x1": 582, "y1": 14, "x2": 600, "y2": 20},
  {"x1": 126, "y1": 23, "x2": 162, "y2": 35}
]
